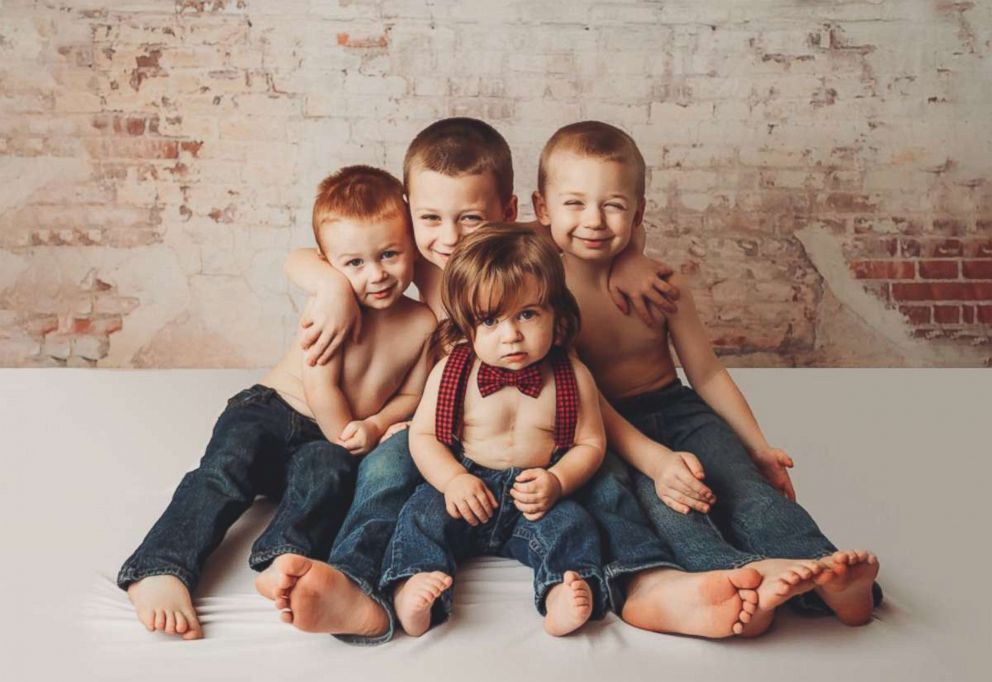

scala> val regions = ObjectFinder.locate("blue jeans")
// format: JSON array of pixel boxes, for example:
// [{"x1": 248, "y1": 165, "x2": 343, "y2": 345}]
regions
[
  {"x1": 615, "y1": 380, "x2": 882, "y2": 613},
  {"x1": 571, "y1": 450, "x2": 687, "y2": 613},
  {"x1": 117, "y1": 385, "x2": 358, "y2": 593},
  {"x1": 325, "y1": 428, "x2": 422, "y2": 645},
  {"x1": 380, "y1": 452, "x2": 609, "y2": 631}
]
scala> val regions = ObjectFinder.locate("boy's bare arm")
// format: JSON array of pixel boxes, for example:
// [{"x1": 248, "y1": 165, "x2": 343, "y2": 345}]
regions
[
  {"x1": 666, "y1": 275, "x2": 796, "y2": 499},
  {"x1": 409, "y1": 359, "x2": 498, "y2": 525},
  {"x1": 286, "y1": 248, "x2": 361, "y2": 365},
  {"x1": 364, "y1": 334, "x2": 433, "y2": 435},
  {"x1": 301, "y1": 348, "x2": 353, "y2": 445},
  {"x1": 547, "y1": 360, "x2": 606, "y2": 495},
  {"x1": 408, "y1": 359, "x2": 472, "y2": 491}
]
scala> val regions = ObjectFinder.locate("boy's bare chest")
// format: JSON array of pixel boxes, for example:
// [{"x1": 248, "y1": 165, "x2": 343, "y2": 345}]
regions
[
  {"x1": 570, "y1": 285, "x2": 676, "y2": 398},
  {"x1": 460, "y1": 365, "x2": 557, "y2": 437}
]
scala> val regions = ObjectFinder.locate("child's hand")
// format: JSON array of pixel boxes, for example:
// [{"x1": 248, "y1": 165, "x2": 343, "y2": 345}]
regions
[
  {"x1": 380, "y1": 420, "x2": 411, "y2": 444},
  {"x1": 653, "y1": 450, "x2": 716, "y2": 515},
  {"x1": 300, "y1": 287, "x2": 362, "y2": 367},
  {"x1": 607, "y1": 252, "x2": 680, "y2": 326},
  {"x1": 444, "y1": 474, "x2": 498, "y2": 526},
  {"x1": 337, "y1": 419, "x2": 382, "y2": 456},
  {"x1": 752, "y1": 447, "x2": 796, "y2": 501},
  {"x1": 511, "y1": 468, "x2": 563, "y2": 521}
]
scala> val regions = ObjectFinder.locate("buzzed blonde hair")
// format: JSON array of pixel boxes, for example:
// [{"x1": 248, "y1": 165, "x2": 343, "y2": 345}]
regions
[
  {"x1": 433, "y1": 223, "x2": 580, "y2": 359},
  {"x1": 538, "y1": 120, "x2": 646, "y2": 197},
  {"x1": 311, "y1": 165, "x2": 409, "y2": 253},
  {"x1": 403, "y1": 117, "x2": 515, "y2": 208}
]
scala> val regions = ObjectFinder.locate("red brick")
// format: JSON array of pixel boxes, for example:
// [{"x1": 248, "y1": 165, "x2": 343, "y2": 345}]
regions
[
  {"x1": 918, "y1": 260, "x2": 959, "y2": 279},
  {"x1": 966, "y1": 239, "x2": 992, "y2": 258},
  {"x1": 963, "y1": 305, "x2": 975, "y2": 323},
  {"x1": 825, "y1": 193, "x2": 876, "y2": 212},
  {"x1": 336, "y1": 32, "x2": 389, "y2": 49},
  {"x1": 978, "y1": 306, "x2": 992, "y2": 325},
  {"x1": 963, "y1": 260, "x2": 992, "y2": 279},
  {"x1": 899, "y1": 305, "x2": 932, "y2": 325},
  {"x1": 849, "y1": 260, "x2": 915, "y2": 280},
  {"x1": 929, "y1": 238, "x2": 964, "y2": 257},
  {"x1": 899, "y1": 238, "x2": 921, "y2": 258},
  {"x1": 933, "y1": 305, "x2": 961, "y2": 324},
  {"x1": 892, "y1": 282, "x2": 992, "y2": 301}
]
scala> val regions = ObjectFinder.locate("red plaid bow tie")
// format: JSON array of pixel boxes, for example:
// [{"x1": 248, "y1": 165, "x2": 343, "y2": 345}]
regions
[{"x1": 477, "y1": 362, "x2": 543, "y2": 398}]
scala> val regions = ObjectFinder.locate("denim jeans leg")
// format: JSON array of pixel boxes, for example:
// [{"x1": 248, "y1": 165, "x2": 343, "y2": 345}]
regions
[
  {"x1": 380, "y1": 482, "x2": 471, "y2": 630},
  {"x1": 249, "y1": 439, "x2": 358, "y2": 571},
  {"x1": 572, "y1": 451, "x2": 683, "y2": 613},
  {"x1": 501, "y1": 500, "x2": 609, "y2": 619},
  {"x1": 630, "y1": 467, "x2": 764, "y2": 572},
  {"x1": 326, "y1": 429, "x2": 422, "y2": 645},
  {"x1": 117, "y1": 394, "x2": 279, "y2": 593}
]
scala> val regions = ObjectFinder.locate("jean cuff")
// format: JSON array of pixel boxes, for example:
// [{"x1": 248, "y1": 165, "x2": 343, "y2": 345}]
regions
[
  {"x1": 602, "y1": 559, "x2": 682, "y2": 615},
  {"x1": 533, "y1": 570, "x2": 609, "y2": 620},
  {"x1": 248, "y1": 544, "x2": 310, "y2": 572},
  {"x1": 330, "y1": 564, "x2": 397, "y2": 646},
  {"x1": 117, "y1": 563, "x2": 197, "y2": 593}
]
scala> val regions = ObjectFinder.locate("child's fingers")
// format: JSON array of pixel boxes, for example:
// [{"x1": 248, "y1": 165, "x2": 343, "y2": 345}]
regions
[
  {"x1": 654, "y1": 272, "x2": 682, "y2": 302},
  {"x1": 339, "y1": 422, "x2": 359, "y2": 441},
  {"x1": 456, "y1": 500, "x2": 480, "y2": 526},
  {"x1": 446, "y1": 501, "x2": 461, "y2": 520},
  {"x1": 676, "y1": 471, "x2": 714, "y2": 501},
  {"x1": 629, "y1": 295, "x2": 656, "y2": 327},
  {"x1": 523, "y1": 510, "x2": 546, "y2": 521},
  {"x1": 474, "y1": 491, "x2": 495, "y2": 516},
  {"x1": 678, "y1": 452, "x2": 705, "y2": 479},
  {"x1": 607, "y1": 287, "x2": 630, "y2": 315},
  {"x1": 510, "y1": 488, "x2": 539, "y2": 504},
  {"x1": 651, "y1": 282, "x2": 678, "y2": 314},
  {"x1": 670, "y1": 490, "x2": 709, "y2": 514},
  {"x1": 660, "y1": 495, "x2": 690, "y2": 515},
  {"x1": 465, "y1": 495, "x2": 490, "y2": 524},
  {"x1": 513, "y1": 499, "x2": 545, "y2": 515},
  {"x1": 318, "y1": 334, "x2": 342, "y2": 365},
  {"x1": 515, "y1": 469, "x2": 540, "y2": 484}
]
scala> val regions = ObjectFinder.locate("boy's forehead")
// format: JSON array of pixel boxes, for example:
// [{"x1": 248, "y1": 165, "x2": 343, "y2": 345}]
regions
[
  {"x1": 546, "y1": 150, "x2": 638, "y2": 191},
  {"x1": 407, "y1": 167, "x2": 501, "y2": 205},
  {"x1": 320, "y1": 213, "x2": 409, "y2": 252}
]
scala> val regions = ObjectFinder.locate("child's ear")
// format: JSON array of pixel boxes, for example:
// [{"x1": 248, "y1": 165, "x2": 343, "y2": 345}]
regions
[
  {"x1": 532, "y1": 192, "x2": 549, "y2": 225},
  {"x1": 504, "y1": 195, "x2": 519, "y2": 222}
]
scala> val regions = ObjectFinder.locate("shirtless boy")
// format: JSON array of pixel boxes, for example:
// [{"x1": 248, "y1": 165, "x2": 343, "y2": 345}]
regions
[
  {"x1": 382, "y1": 225, "x2": 608, "y2": 637},
  {"x1": 118, "y1": 166, "x2": 435, "y2": 639},
  {"x1": 534, "y1": 121, "x2": 881, "y2": 632},
  {"x1": 256, "y1": 118, "x2": 766, "y2": 642}
]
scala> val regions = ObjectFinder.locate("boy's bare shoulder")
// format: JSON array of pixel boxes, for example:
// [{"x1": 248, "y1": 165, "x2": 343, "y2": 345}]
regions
[{"x1": 388, "y1": 296, "x2": 438, "y2": 331}]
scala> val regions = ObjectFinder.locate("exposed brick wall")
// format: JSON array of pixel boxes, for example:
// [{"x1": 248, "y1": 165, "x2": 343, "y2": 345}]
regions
[{"x1": 0, "y1": 1, "x2": 989, "y2": 367}]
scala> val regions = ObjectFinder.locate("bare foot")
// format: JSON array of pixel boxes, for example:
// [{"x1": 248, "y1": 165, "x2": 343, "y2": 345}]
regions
[
  {"x1": 815, "y1": 550, "x2": 879, "y2": 626},
  {"x1": 254, "y1": 554, "x2": 389, "y2": 637},
  {"x1": 393, "y1": 572, "x2": 452, "y2": 637},
  {"x1": 544, "y1": 571, "x2": 594, "y2": 636},
  {"x1": 621, "y1": 567, "x2": 761, "y2": 638},
  {"x1": 740, "y1": 558, "x2": 824, "y2": 637},
  {"x1": 126, "y1": 575, "x2": 203, "y2": 640}
]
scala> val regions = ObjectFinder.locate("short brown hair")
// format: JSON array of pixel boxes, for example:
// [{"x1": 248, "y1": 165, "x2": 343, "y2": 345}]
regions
[
  {"x1": 311, "y1": 165, "x2": 409, "y2": 253},
  {"x1": 403, "y1": 117, "x2": 515, "y2": 208},
  {"x1": 434, "y1": 223, "x2": 580, "y2": 358},
  {"x1": 538, "y1": 120, "x2": 646, "y2": 196}
]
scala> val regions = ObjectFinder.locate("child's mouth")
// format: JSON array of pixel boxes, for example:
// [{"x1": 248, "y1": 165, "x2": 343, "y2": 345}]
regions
[
  {"x1": 575, "y1": 236, "x2": 610, "y2": 249},
  {"x1": 502, "y1": 352, "x2": 527, "y2": 362},
  {"x1": 368, "y1": 284, "x2": 395, "y2": 300}
]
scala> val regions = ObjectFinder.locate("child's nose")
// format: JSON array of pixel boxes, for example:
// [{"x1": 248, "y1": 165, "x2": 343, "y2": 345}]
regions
[
  {"x1": 501, "y1": 321, "x2": 523, "y2": 341},
  {"x1": 439, "y1": 220, "x2": 459, "y2": 246},
  {"x1": 368, "y1": 263, "x2": 387, "y2": 282},
  {"x1": 582, "y1": 206, "x2": 605, "y2": 229}
]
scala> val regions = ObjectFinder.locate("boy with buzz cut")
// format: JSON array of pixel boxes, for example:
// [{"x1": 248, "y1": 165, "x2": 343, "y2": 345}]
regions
[
  {"x1": 534, "y1": 121, "x2": 882, "y2": 635},
  {"x1": 256, "y1": 119, "x2": 770, "y2": 642},
  {"x1": 119, "y1": 166, "x2": 435, "y2": 640}
]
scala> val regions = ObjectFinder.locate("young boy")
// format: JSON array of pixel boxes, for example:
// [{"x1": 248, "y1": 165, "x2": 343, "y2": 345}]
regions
[
  {"x1": 382, "y1": 225, "x2": 607, "y2": 637},
  {"x1": 256, "y1": 119, "x2": 771, "y2": 642},
  {"x1": 534, "y1": 121, "x2": 881, "y2": 632},
  {"x1": 118, "y1": 166, "x2": 435, "y2": 639}
]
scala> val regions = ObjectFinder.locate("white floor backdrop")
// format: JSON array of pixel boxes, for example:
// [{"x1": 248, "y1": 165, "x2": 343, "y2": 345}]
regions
[{"x1": 1, "y1": 368, "x2": 988, "y2": 681}]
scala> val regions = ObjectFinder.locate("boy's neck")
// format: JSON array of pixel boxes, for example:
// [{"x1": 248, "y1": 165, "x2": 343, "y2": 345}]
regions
[{"x1": 562, "y1": 252, "x2": 612, "y2": 287}]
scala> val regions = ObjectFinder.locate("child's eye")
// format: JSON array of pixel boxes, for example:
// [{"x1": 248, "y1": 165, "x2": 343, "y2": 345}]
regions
[
  {"x1": 518, "y1": 309, "x2": 537, "y2": 321},
  {"x1": 460, "y1": 214, "x2": 483, "y2": 224},
  {"x1": 605, "y1": 202, "x2": 626, "y2": 211},
  {"x1": 480, "y1": 317, "x2": 499, "y2": 328},
  {"x1": 381, "y1": 250, "x2": 398, "y2": 260},
  {"x1": 564, "y1": 200, "x2": 582, "y2": 207},
  {"x1": 345, "y1": 258, "x2": 363, "y2": 267},
  {"x1": 419, "y1": 214, "x2": 440, "y2": 223}
]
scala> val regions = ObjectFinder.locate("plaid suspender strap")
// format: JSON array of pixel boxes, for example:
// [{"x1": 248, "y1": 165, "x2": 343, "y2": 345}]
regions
[
  {"x1": 550, "y1": 348, "x2": 578, "y2": 449},
  {"x1": 435, "y1": 343, "x2": 475, "y2": 445}
]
